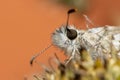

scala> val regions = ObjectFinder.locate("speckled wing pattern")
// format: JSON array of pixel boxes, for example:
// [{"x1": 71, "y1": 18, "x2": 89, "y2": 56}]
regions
[{"x1": 81, "y1": 25, "x2": 120, "y2": 60}]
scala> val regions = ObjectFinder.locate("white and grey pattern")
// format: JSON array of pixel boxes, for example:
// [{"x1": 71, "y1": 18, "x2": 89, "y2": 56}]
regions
[{"x1": 52, "y1": 25, "x2": 120, "y2": 62}]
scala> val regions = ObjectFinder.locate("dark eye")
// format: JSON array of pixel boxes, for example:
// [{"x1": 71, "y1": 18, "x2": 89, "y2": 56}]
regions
[{"x1": 66, "y1": 28, "x2": 77, "y2": 40}]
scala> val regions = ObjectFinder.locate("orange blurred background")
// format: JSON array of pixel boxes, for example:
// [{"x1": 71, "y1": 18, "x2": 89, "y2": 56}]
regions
[{"x1": 0, "y1": 0, "x2": 120, "y2": 80}]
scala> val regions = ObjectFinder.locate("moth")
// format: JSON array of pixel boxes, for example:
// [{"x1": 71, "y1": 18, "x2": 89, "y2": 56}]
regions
[{"x1": 30, "y1": 9, "x2": 120, "y2": 65}]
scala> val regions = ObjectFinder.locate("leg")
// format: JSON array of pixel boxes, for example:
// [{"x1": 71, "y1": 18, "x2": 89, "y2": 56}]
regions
[
  {"x1": 65, "y1": 49, "x2": 76, "y2": 65},
  {"x1": 83, "y1": 14, "x2": 95, "y2": 29}
]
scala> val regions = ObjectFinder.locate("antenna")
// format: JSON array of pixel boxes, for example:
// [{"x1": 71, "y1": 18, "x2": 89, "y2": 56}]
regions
[
  {"x1": 66, "y1": 9, "x2": 77, "y2": 28},
  {"x1": 30, "y1": 44, "x2": 53, "y2": 65}
]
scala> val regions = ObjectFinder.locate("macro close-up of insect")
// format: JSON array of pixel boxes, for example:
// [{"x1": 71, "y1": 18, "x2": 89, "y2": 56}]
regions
[
  {"x1": 30, "y1": 9, "x2": 120, "y2": 65},
  {"x1": 29, "y1": 8, "x2": 120, "y2": 80},
  {"x1": 1, "y1": 0, "x2": 120, "y2": 80}
]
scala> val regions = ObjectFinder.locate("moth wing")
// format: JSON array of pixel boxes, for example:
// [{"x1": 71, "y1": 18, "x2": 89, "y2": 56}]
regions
[
  {"x1": 88, "y1": 26, "x2": 120, "y2": 38},
  {"x1": 113, "y1": 33, "x2": 120, "y2": 40}
]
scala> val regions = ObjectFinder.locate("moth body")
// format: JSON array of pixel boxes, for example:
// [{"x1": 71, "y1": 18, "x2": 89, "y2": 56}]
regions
[{"x1": 52, "y1": 25, "x2": 120, "y2": 60}]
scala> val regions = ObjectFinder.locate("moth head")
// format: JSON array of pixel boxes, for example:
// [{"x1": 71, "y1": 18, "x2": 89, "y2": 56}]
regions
[{"x1": 52, "y1": 25, "x2": 79, "y2": 51}]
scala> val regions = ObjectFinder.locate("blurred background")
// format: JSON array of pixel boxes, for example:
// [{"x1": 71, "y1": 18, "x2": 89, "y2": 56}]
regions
[{"x1": 0, "y1": 0, "x2": 120, "y2": 80}]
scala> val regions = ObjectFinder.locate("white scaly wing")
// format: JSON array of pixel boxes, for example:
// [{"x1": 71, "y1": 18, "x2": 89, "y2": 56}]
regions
[{"x1": 81, "y1": 26, "x2": 120, "y2": 60}]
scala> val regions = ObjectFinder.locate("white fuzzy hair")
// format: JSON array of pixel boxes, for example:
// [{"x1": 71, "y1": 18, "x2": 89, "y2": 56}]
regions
[{"x1": 52, "y1": 25, "x2": 82, "y2": 57}]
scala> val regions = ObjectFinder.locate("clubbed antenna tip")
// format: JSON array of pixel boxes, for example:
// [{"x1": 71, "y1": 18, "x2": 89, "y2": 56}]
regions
[
  {"x1": 66, "y1": 9, "x2": 77, "y2": 27},
  {"x1": 68, "y1": 9, "x2": 77, "y2": 14},
  {"x1": 30, "y1": 55, "x2": 36, "y2": 66}
]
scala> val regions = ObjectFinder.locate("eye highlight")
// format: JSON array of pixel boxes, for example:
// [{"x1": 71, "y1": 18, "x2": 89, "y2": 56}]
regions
[{"x1": 66, "y1": 28, "x2": 77, "y2": 40}]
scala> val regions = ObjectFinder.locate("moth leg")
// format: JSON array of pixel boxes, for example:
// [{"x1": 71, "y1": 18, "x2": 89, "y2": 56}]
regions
[
  {"x1": 83, "y1": 14, "x2": 95, "y2": 29},
  {"x1": 65, "y1": 49, "x2": 76, "y2": 65},
  {"x1": 65, "y1": 55, "x2": 73, "y2": 65}
]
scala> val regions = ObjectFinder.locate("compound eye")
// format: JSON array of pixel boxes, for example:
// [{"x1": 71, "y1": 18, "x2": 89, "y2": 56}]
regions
[{"x1": 66, "y1": 28, "x2": 77, "y2": 40}]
